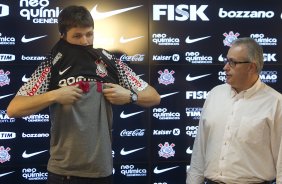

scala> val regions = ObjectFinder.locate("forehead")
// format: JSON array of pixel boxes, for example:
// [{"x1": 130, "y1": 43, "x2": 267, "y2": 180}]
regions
[
  {"x1": 227, "y1": 45, "x2": 248, "y2": 59},
  {"x1": 67, "y1": 27, "x2": 93, "y2": 34}
]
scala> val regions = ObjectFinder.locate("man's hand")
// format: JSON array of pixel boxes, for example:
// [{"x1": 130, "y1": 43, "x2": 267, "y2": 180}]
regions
[
  {"x1": 102, "y1": 83, "x2": 131, "y2": 105},
  {"x1": 53, "y1": 85, "x2": 83, "y2": 105}
]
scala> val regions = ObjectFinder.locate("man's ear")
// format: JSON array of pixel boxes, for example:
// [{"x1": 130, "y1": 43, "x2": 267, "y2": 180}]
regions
[{"x1": 249, "y1": 61, "x2": 258, "y2": 74}]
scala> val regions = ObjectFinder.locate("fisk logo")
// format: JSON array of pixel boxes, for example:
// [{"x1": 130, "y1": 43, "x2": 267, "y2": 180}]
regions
[
  {"x1": 153, "y1": 4, "x2": 209, "y2": 21},
  {"x1": 186, "y1": 91, "x2": 208, "y2": 99},
  {"x1": 0, "y1": 4, "x2": 9, "y2": 17}
]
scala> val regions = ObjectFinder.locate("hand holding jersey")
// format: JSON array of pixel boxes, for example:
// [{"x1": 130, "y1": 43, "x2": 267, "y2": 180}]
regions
[
  {"x1": 102, "y1": 83, "x2": 132, "y2": 105},
  {"x1": 52, "y1": 85, "x2": 83, "y2": 105}
]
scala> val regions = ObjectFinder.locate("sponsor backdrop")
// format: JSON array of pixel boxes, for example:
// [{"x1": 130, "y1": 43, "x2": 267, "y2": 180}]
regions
[{"x1": 0, "y1": 0, "x2": 281, "y2": 183}]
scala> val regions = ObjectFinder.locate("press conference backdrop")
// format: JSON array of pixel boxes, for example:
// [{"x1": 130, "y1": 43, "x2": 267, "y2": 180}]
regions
[{"x1": 0, "y1": 0, "x2": 281, "y2": 183}]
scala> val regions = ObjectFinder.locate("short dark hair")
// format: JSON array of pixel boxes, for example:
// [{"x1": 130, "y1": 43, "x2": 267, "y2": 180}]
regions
[{"x1": 58, "y1": 5, "x2": 94, "y2": 35}]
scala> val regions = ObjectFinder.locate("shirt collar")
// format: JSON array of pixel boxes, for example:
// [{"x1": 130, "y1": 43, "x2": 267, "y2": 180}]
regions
[{"x1": 229, "y1": 78, "x2": 262, "y2": 99}]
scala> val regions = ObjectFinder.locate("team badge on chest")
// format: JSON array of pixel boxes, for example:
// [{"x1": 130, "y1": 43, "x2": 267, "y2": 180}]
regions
[{"x1": 95, "y1": 60, "x2": 108, "y2": 78}]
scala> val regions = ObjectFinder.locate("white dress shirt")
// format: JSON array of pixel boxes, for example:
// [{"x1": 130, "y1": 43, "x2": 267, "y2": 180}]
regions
[{"x1": 186, "y1": 79, "x2": 282, "y2": 184}]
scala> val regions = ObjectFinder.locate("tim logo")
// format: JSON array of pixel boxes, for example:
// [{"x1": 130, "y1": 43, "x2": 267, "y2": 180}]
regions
[{"x1": 0, "y1": 4, "x2": 9, "y2": 17}]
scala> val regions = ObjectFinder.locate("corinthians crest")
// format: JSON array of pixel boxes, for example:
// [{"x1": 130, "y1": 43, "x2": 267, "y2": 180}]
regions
[
  {"x1": 158, "y1": 69, "x2": 175, "y2": 85},
  {"x1": 223, "y1": 31, "x2": 240, "y2": 47},
  {"x1": 0, "y1": 69, "x2": 10, "y2": 87},
  {"x1": 95, "y1": 60, "x2": 108, "y2": 78},
  {"x1": 158, "y1": 142, "x2": 175, "y2": 159},
  {"x1": 0, "y1": 146, "x2": 11, "y2": 163}
]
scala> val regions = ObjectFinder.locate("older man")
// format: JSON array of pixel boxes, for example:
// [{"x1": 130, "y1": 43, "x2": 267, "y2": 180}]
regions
[{"x1": 186, "y1": 37, "x2": 282, "y2": 184}]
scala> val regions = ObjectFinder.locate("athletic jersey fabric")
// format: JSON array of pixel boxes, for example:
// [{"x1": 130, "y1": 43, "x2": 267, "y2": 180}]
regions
[{"x1": 16, "y1": 39, "x2": 148, "y2": 178}]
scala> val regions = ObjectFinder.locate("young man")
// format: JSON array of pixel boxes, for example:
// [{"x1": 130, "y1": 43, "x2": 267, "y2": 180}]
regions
[
  {"x1": 7, "y1": 5, "x2": 160, "y2": 184},
  {"x1": 186, "y1": 38, "x2": 282, "y2": 184}
]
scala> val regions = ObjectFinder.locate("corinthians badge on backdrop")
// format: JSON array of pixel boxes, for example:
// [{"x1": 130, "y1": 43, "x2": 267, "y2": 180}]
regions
[
  {"x1": 0, "y1": 146, "x2": 11, "y2": 163},
  {"x1": 158, "y1": 142, "x2": 175, "y2": 159},
  {"x1": 158, "y1": 69, "x2": 175, "y2": 85}
]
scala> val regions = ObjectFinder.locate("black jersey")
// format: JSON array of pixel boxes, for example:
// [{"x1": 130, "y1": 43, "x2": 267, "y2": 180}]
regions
[{"x1": 17, "y1": 39, "x2": 147, "y2": 96}]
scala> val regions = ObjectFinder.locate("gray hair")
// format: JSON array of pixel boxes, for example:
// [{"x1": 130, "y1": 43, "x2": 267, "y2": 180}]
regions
[{"x1": 231, "y1": 37, "x2": 264, "y2": 73}]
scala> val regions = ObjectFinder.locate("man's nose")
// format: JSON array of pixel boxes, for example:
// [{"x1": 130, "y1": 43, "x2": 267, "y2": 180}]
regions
[
  {"x1": 223, "y1": 62, "x2": 229, "y2": 71},
  {"x1": 80, "y1": 36, "x2": 89, "y2": 46}
]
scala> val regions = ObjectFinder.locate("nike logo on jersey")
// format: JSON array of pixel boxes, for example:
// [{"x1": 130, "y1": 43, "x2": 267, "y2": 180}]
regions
[
  {"x1": 22, "y1": 150, "x2": 48, "y2": 158},
  {"x1": 91, "y1": 5, "x2": 143, "y2": 20},
  {"x1": 0, "y1": 93, "x2": 14, "y2": 100},
  {"x1": 186, "y1": 73, "x2": 211, "y2": 81},
  {"x1": 59, "y1": 66, "x2": 71, "y2": 75},
  {"x1": 120, "y1": 36, "x2": 144, "y2": 43},
  {"x1": 120, "y1": 111, "x2": 144, "y2": 118},
  {"x1": 185, "y1": 36, "x2": 210, "y2": 44},
  {"x1": 120, "y1": 147, "x2": 145, "y2": 155},
  {"x1": 0, "y1": 171, "x2": 15, "y2": 177},
  {"x1": 153, "y1": 166, "x2": 179, "y2": 174},
  {"x1": 21, "y1": 35, "x2": 47, "y2": 43},
  {"x1": 160, "y1": 92, "x2": 179, "y2": 99}
]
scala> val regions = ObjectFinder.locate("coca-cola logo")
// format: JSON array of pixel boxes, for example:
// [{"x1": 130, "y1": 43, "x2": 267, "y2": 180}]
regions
[
  {"x1": 120, "y1": 54, "x2": 145, "y2": 62},
  {"x1": 120, "y1": 129, "x2": 145, "y2": 137}
]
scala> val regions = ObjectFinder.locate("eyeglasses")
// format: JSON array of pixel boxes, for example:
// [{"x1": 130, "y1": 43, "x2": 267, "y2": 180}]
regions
[{"x1": 223, "y1": 58, "x2": 252, "y2": 68}]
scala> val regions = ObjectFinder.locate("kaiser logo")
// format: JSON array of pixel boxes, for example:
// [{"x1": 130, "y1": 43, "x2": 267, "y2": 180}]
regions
[
  {"x1": 223, "y1": 31, "x2": 240, "y2": 47},
  {"x1": 0, "y1": 4, "x2": 9, "y2": 17},
  {"x1": 158, "y1": 69, "x2": 175, "y2": 85}
]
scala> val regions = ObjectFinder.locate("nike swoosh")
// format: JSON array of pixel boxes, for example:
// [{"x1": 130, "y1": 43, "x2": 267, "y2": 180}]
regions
[
  {"x1": 0, "y1": 171, "x2": 15, "y2": 177},
  {"x1": 91, "y1": 5, "x2": 143, "y2": 20},
  {"x1": 160, "y1": 92, "x2": 179, "y2": 99},
  {"x1": 22, "y1": 150, "x2": 48, "y2": 158},
  {"x1": 21, "y1": 35, "x2": 47, "y2": 43},
  {"x1": 120, "y1": 147, "x2": 144, "y2": 155},
  {"x1": 186, "y1": 74, "x2": 211, "y2": 81},
  {"x1": 59, "y1": 66, "x2": 71, "y2": 75},
  {"x1": 120, "y1": 111, "x2": 144, "y2": 118},
  {"x1": 153, "y1": 166, "x2": 179, "y2": 174},
  {"x1": 22, "y1": 75, "x2": 30, "y2": 82},
  {"x1": 186, "y1": 147, "x2": 193, "y2": 154},
  {"x1": 136, "y1": 74, "x2": 144, "y2": 77},
  {"x1": 120, "y1": 36, "x2": 144, "y2": 43},
  {"x1": 0, "y1": 93, "x2": 14, "y2": 100},
  {"x1": 185, "y1": 36, "x2": 210, "y2": 44},
  {"x1": 218, "y1": 54, "x2": 224, "y2": 62}
]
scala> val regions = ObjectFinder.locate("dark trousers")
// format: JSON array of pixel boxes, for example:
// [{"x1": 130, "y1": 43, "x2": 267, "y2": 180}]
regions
[
  {"x1": 47, "y1": 172, "x2": 113, "y2": 184},
  {"x1": 205, "y1": 178, "x2": 273, "y2": 184}
]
